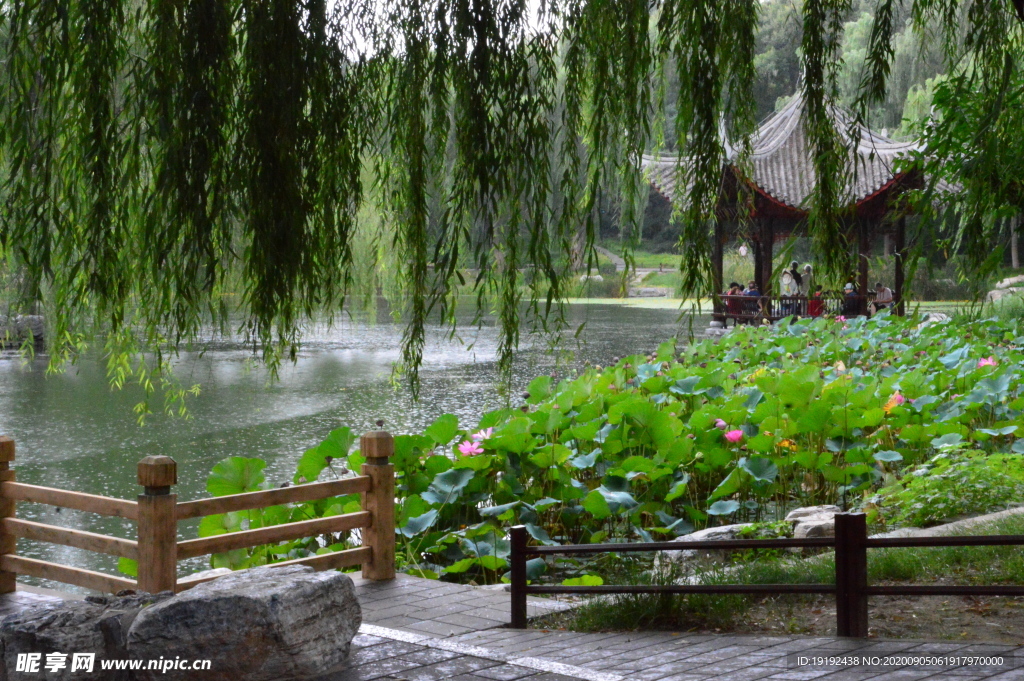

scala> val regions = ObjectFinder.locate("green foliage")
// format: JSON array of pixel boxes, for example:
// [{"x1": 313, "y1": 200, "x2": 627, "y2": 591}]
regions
[
  {"x1": 869, "y1": 513, "x2": 1024, "y2": 585},
  {"x1": 194, "y1": 312, "x2": 1024, "y2": 584},
  {"x1": 873, "y1": 450, "x2": 1024, "y2": 527},
  {"x1": 555, "y1": 549, "x2": 834, "y2": 632},
  {"x1": 207, "y1": 457, "x2": 267, "y2": 496},
  {"x1": 294, "y1": 427, "x2": 355, "y2": 484},
  {"x1": 6, "y1": 0, "x2": 1014, "y2": 404}
]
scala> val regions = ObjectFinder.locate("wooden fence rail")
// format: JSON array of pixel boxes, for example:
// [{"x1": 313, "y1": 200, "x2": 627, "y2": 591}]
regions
[
  {"x1": 0, "y1": 432, "x2": 395, "y2": 596},
  {"x1": 509, "y1": 514, "x2": 1024, "y2": 637},
  {"x1": 714, "y1": 293, "x2": 895, "y2": 325}
]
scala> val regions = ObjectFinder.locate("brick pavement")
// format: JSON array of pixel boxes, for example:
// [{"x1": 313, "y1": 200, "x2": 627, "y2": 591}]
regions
[
  {"x1": 0, "y1": 584, "x2": 76, "y2": 619},
  {"x1": 5, "y1": 574, "x2": 1024, "y2": 680},
  {"x1": 345, "y1": 574, "x2": 1024, "y2": 680},
  {"x1": 313, "y1": 622, "x2": 1024, "y2": 681},
  {"x1": 350, "y1": 573, "x2": 571, "y2": 638},
  {"x1": 447, "y1": 628, "x2": 1024, "y2": 681}
]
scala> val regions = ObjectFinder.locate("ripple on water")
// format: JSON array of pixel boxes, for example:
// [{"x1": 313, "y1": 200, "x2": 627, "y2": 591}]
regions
[{"x1": 0, "y1": 303, "x2": 706, "y2": 585}]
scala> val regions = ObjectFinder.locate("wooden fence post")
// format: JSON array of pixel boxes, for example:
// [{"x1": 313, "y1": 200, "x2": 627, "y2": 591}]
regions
[
  {"x1": 0, "y1": 437, "x2": 16, "y2": 594},
  {"x1": 361, "y1": 431, "x2": 395, "y2": 580},
  {"x1": 835, "y1": 512, "x2": 868, "y2": 637},
  {"x1": 510, "y1": 525, "x2": 528, "y2": 628},
  {"x1": 137, "y1": 456, "x2": 178, "y2": 593}
]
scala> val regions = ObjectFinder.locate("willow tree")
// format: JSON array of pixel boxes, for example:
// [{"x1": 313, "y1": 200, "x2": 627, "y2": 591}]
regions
[{"x1": 0, "y1": 0, "x2": 1021, "y2": 407}]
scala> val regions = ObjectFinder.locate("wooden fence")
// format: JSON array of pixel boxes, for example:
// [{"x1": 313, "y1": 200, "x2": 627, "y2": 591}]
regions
[
  {"x1": 0, "y1": 432, "x2": 395, "y2": 595},
  {"x1": 510, "y1": 515, "x2": 1024, "y2": 637}
]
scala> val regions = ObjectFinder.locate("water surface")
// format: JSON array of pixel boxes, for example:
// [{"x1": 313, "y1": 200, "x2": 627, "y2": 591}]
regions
[{"x1": 0, "y1": 303, "x2": 705, "y2": 582}]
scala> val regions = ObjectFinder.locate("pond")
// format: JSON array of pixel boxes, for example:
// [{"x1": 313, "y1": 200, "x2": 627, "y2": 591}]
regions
[{"x1": 0, "y1": 302, "x2": 705, "y2": 583}]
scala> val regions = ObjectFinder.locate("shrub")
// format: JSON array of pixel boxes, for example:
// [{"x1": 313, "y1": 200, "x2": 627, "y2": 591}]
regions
[{"x1": 873, "y1": 451, "x2": 1024, "y2": 527}]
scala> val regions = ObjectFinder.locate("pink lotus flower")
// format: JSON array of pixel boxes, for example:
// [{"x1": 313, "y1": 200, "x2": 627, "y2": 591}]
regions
[
  {"x1": 715, "y1": 419, "x2": 728, "y2": 430},
  {"x1": 458, "y1": 440, "x2": 484, "y2": 456},
  {"x1": 883, "y1": 392, "x2": 905, "y2": 413},
  {"x1": 978, "y1": 356, "x2": 998, "y2": 368},
  {"x1": 724, "y1": 430, "x2": 744, "y2": 443},
  {"x1": 471, "y1": 428, "x2": 494, "y2": 442},
  {"x1": 836, "y1": 315, "x2": 846, "y2": 323}
]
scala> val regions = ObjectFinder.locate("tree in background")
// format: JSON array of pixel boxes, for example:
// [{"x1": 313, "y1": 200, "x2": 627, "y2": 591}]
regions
[{"x1": 0, "y1": 0, "x2": 1021, "y2": 404}]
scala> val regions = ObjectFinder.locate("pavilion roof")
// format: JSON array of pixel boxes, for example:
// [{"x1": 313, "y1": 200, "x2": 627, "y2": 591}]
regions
[{"x1": 643, "y1": 93, "x2": 928, "y2": 214}]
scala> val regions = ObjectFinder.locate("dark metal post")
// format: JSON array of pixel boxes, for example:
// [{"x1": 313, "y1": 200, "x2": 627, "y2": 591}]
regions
[
  {"x1": 510, "y1": 525, "x2": 528, "y2": 628},
  {"x1": 835, "y1": 513, "x2": 868, "y2": 637}
]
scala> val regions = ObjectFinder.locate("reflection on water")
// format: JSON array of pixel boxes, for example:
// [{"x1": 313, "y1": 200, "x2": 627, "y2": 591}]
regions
[{"x1": 0, "y1": 303, "x2": 706, "y2": 583}]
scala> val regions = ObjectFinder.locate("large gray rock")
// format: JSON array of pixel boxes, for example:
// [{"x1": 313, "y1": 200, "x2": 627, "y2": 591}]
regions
[
  {"x1": 915, "y1": 312, "x2": 949, "y2": 330},
  {"x1": 996, "y1": 275, "x2": 1024, "y2": 290},
  {"x1": 0, "y1": 315, "x2": 44, "y2": 348},
  {"x1": 628, "y1": 287, "x2": 669, "y2": 298},
  {"x1": 126, "y1": 565, "x2": 360, "y2": 681},
  {"x1": 987, "y1": 287, "x2": 1024, "y2": 303},
  {"x1": 785, "y1": 505, "x2": 840, "y2": 522},
  {"x1": 786, "y1": 505, "x2": 841, "y2": 539},
  {"x1": 659, "y1": 523, "x2": 752, "y2": 563},
  {"x1": 0, "y1": 591, "x2": 172, "y2": 681}
]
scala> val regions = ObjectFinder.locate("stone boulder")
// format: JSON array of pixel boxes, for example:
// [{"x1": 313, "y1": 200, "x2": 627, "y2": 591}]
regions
[
  {"x1": 987, "y1": 287, "x2": 1024, "y2": 303},
  {"x1": 628, "y1": 287, "x2": 669, "y2": 298},
  {"x1": 785, "y1": 505, "x2": 841, "y2": 539},
  {"x1": 0, "y1": 315, "x2": 45, "y2": 348},
  {"x1": 915, "y1": 312, "x2": 949, "y2": 330},
  {"x1": 0, "y1": 591, "x2": 173, "y2": 681},
  {"x1": 658, "y1": 523, "x2": 752, "y2": 563},
  {"x1": 126, "y1": 565, "x2": 360, "y2": 681},
  {"x1": 996, "y1": 275, "x2": 1024, "y2": 290}
]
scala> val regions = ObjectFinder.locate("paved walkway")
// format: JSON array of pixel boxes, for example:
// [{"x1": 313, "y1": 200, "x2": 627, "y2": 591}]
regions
[
  {"x1": 321, "y1": 625, "x2": 1024, "y2": 681},
  {"x1": 5, "y1": 576, "x2": 1024, "y2": 680},
  {"x1": 350, "y1": 574, "x2": 570, "y2": 638},
  {"x1": 0, "y1": 584, "x2": 76, "y2": 619}
]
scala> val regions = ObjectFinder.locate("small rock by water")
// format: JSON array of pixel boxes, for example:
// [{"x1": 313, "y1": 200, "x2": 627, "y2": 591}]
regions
[
  {"x1": 987, "y1": 287, "x2": 1024, "y2": 303},
  {"x1": 785, "y1": 505, "x2": 841, "y2": 539},
  {"x1": 660, "y1": 523, "x2": 751, "y2": 563},
  {"x1": 660, "y1": 506, "x2": 844, "y2": 565},
  {"x1": 0, "y1": 315, "x2": 44, "y2": 348},
  {"x1": 995, "y1": 274, "x2": 1024, "y2": 290}
]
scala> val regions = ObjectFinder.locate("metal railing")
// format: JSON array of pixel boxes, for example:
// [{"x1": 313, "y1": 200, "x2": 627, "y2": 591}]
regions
[{"x1": 509, "y1": 514, "x2": 1024, "y2": 637}]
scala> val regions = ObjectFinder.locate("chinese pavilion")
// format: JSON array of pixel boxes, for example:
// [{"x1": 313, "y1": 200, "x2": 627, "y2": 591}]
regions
[{"x1": 642, "y1": 93, "x2": 940, "y2": 316}]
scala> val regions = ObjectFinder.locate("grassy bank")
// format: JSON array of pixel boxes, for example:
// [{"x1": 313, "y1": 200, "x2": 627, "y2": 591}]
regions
[{"x1": 539, "y1": 512, "x2": 1024, "y2": 639}]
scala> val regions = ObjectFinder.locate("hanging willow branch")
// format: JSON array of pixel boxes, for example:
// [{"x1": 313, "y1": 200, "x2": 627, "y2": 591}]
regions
[{"x1": 0, "y1": 0, "x2": 1019, "y2": 398}]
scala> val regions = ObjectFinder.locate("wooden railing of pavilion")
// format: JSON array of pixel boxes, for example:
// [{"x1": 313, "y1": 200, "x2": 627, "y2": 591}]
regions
[
  {"x1": 715, "y1": 293, "x2": 895, "y2": 325},
  {"x1": 0, "y1": 432, "x2": 395, "y2": 595}
]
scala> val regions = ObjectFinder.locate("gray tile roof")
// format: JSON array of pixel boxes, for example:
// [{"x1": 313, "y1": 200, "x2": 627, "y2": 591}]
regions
[{"x1": 643, "y1": 93, "x2": 929, "y2": 212}]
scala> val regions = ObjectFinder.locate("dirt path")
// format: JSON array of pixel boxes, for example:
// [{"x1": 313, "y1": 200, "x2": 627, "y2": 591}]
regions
[{"x1": 737, "y1": 592, "x2": 1024, "y2": 644}]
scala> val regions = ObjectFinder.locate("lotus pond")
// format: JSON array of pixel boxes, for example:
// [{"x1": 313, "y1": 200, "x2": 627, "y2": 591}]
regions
[{"x1": 195, "y1": 312, "x2": 1024, "y2": 584}]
